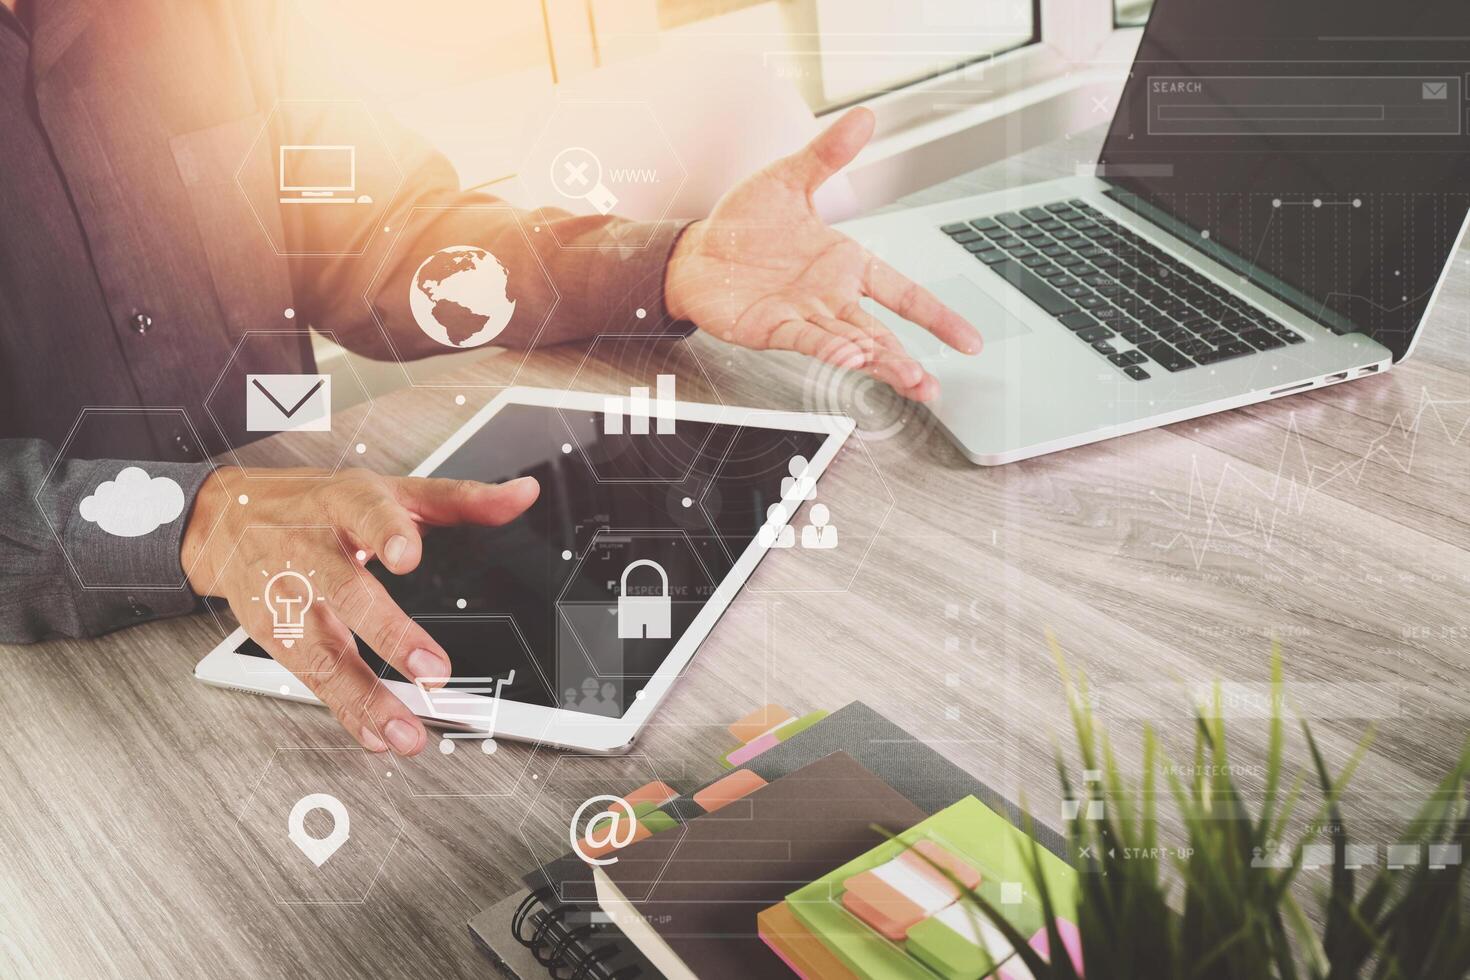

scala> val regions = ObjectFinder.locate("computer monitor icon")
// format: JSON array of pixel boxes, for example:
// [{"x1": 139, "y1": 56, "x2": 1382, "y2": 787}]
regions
[{"x1": 278, "y1": 144, "x2": 372, "y2": 205}]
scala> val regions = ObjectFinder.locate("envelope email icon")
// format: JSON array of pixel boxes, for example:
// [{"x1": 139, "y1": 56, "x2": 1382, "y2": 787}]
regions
[
  {"x1": 246, "y1": 374, "x2": 332, "y2": 432},
  {"x1": 1422, "y1": 81, "x2": 1448, "y2": 100}
]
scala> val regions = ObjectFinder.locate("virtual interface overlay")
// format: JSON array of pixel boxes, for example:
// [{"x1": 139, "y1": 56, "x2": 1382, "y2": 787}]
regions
[
  {"x1": 237, "y1": 404, "x2": 826, "y2": 718},
  {"x1": 1099, "y1": 0, "x2": 1470, "y2": 360}
]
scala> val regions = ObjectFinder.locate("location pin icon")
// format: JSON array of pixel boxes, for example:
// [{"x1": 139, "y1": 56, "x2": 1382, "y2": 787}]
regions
[{"x1": 288, "y1": 793, "x2": 350, "y2": 868}]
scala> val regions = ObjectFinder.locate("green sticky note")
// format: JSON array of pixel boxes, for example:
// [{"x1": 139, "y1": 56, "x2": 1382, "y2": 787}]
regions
[
  {"x1": 639, "y1": 810, "x2": 677, "y2": 834},
  {"x1": 774, "y1": 709, "x2": 830, "y2": 742},
  {"x1": 906, "y1": 917, "x2": 1003, "y2": 980},
  {"x1": 632, "y1": 800, "x2": 662, "y2": 819}
]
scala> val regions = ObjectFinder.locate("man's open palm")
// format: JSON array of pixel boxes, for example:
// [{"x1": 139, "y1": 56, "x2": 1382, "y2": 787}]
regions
[{"x1": 664, "y1": 107, "x2": 982, "y2": 401}]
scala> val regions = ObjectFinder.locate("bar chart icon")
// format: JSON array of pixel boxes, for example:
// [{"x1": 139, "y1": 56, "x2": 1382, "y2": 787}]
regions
[{"x1": 604, "y1": 375, "x2": 676, "y2": 435}]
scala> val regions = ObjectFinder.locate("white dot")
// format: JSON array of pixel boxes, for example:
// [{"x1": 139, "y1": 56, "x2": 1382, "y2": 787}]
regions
[
  {"x1": 355, "y1": 549, "x2": 368, "y2": 562},
  {"x1": 1200, "y1": 230, "x2": 1211, "y2": 239},
  {"x1": 561, "y1": 549, "x2": 573, "y2": 560},
  {"x1": 532, "y1": 773, "x2": 538, "y2": 780},
  {"x1": 355, "y1": 443, "x2": 367, "y2": 454},
  {"x1": 534, "y1": 225, "x2": 541, "y2": 232},
  {"x1": 455, "y1": 394, "x2": 466, "y2": 406},
  {"x1": 456, "y1": 598, "x2": 467, "y2": 609},
  {"x1": 384, "y1": 771, "x2": 392, "y2": 778},
  {"x1": 561, "y1": 443, "x2": 572, "y2": 454},
  {"x1": 438, "y1": 739, "x2": 454, "y2": 755},
  {"x1": 279, "y1": 685, "x2": 290, "y2": 695},
  {"x1": 635, "y1": 689, "x2": 646, "y2": 700},
  {"x1": 681, "y1": 497, "x2": 692, "y2": 508},
  {"x1": 635, "y1": 307, "x2": 647, "y2": 319},
  {"x1": 283, "y1": 308, "x2": 295, "y2": 319},
  {"x1": 1352, "y1": 198, "x2": 1362, "y2": 208},
  {"x1": 1272, "y1": 198, "x2": 1281, "y2": 208},
  {"x1": 383, "y1": 226, "x2": 391, "y2": 234},
  {"x1": 1312, "y1": 199, "x2": 1322, "y2": 208},
  {"x1": 237, "y1": 494, "x2": 249, "y2": 505}
]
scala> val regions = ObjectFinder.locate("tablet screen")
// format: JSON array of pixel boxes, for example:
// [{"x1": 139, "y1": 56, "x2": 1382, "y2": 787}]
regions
[{"x1": 235, "y1": 401, "x2": 827, "y2": 719}]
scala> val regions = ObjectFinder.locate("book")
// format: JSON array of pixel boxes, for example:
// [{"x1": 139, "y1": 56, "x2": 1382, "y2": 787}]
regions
[
  {"x1": 759, "y1": 901, "x2": 860, "y2": 980},
  {"x1": 787, "y1": 796, "x2": 1080, "y2": 980},
  {"x1": 493, "y1": 702, "x2": 1066, "y2": 978},
  {"x1": 593, "y1": 752, "x2": 929, "y2": 980}
]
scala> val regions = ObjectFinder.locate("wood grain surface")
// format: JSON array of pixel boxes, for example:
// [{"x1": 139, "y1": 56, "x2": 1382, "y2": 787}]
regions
[{"x1": 3, "y1": 127, "x2": 1468, "y2": 978}]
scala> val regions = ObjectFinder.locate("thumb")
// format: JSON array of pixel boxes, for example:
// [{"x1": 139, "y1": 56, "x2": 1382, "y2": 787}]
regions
[
  {"x1": 393, "y1": 475, "x2": 540, "y2": 528},
  {"x1": 776, "y1": 107, "x2": 875, "y2": 194}
]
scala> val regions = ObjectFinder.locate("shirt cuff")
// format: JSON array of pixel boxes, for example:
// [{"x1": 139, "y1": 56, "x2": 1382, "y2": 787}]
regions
[{"x1": 52, "y1": 458, "x2": 214, "y2": 635}]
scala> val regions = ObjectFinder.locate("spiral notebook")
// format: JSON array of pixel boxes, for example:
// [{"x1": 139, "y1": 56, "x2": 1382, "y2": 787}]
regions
[{"x1": 468, "y1": 700, "x2": 1063, "y2": 979}]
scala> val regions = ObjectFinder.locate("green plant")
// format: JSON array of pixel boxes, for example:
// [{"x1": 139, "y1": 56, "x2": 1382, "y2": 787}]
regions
[{"x1": 894, "y1": 639, "x2": 1470, "y2": 979}]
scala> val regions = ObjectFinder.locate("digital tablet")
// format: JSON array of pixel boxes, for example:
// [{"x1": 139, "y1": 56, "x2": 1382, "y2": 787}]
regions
[{"x1": 194, "y1": 386, "x2": 853, "y2": 753}]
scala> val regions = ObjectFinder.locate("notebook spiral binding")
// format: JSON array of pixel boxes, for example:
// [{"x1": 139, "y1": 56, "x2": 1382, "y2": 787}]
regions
[{"x1": 511, "y1": 887, "x2": 649, "y2": 980}]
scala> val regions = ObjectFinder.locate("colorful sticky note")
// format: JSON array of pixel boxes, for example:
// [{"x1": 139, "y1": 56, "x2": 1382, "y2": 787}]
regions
[
  {"x1": 774, "y1": 709, "x2": 830, "y2": 743},
  {"x1": 692, "y1": 769, "x2": 767, "y2": 813},
  {"x1": 723, "y1": 731, "x2": 780, "y2": 768},
  {"x1": 729, "y1": 704, "x2": 794, "y2": 743}
]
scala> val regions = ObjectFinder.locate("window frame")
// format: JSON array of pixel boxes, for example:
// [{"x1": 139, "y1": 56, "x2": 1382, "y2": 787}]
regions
[{"x1": 550, "y1": 0, "x2": 1146, "y2": 208}]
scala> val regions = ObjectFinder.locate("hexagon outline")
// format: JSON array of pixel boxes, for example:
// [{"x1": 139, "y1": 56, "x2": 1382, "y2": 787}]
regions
[
  {"x1": 202, "y1": 523, "x2": 375, "y2": 675},
  {"x1": 555, "y1": 527, "x2": 722, "y2": 681},
  {"x1": 360, "y1": 204, "x2": 561, "y2": 390},
  {"x1": 519, "y1": 99, "x2": 688, "y2": 251},
  {"x1": 232, "y1": 745, "x2": 403, "y2": 906},
  {"x1": 33, "y1": 407, "x2": 224, "y2": 591},
  {"x1": 234, "y1": 99, "x2": 406, "y2": 258},
  {"x1": 372, "y1": 613, "x2": 556, "y2": 799},
  {"x1": 201, "y1": 328, "x2": 375, "y2": 480},
  {"x1": 556, "y1": 332, "x2": 725, "y2": 486},
  {"x1": 697, "y1": 409, "x2": 894, "y2": 595},
  {"x1": 513, "y1": 751, "x2": 687, "y2": 904}
]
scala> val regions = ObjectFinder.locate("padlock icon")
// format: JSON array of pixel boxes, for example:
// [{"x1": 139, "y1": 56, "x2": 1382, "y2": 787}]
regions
[{"x1": 617, "y1": 559, "x2": 671, "y2": 639}]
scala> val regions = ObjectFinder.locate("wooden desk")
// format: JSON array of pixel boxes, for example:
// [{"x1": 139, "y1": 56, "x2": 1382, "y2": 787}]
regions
[{"x1": 5, "y1": 128, "x2": 1469, "y2": 978}]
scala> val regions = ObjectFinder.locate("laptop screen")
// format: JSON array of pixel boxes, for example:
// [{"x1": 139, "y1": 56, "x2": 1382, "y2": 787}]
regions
[{"x1": 1098, "y1": 0, "x2": 1470, "y2": 361}]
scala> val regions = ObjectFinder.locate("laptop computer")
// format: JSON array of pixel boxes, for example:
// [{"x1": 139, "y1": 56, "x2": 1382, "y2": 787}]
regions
[{"x1": 841, "y1": 0, "x2": 1470, "y2": 464}]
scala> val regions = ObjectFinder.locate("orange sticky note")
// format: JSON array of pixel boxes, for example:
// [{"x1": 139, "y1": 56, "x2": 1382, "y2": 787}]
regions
[
  {"x1": 692, "y1": 769, "x2": 767, "y2": 812},
  {"x1": 729, "y1": 704, "x2": 794, "y2": 743},
  {"x1": 841, "y1": 870, "x2": 928, "y2": 941}
]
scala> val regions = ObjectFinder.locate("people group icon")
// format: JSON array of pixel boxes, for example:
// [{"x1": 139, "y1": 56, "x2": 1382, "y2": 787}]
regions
[
  {"x1": 759, "y1": 500, "x2": 837, "y2": 550},
  {"x1": 800, "y1": 503, "x2": 837, "y2": 549},
  {"x1": 781, "y1": 455, "x2": 816, "y2": 501},
  {"x1": 564, "y1": 677, "x2": 620, "y2": 716}
]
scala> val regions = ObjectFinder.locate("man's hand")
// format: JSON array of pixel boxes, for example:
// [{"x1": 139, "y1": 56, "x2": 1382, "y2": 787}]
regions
[
  {"x1": 663, "y1": 107, "x2": 982, "y2": 402},
  {"x1": 181, "y1": 467, "x2": 540, "y2": 755}
]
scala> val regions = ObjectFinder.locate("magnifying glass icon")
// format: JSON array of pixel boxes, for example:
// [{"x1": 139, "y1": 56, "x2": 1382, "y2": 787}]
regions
[{"x1": 550, "y1": 146, "x2": 619, "y2": 215}]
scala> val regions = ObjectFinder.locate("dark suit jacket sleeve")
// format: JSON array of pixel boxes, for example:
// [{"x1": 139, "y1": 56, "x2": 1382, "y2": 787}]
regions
[
  {"x1": 303, "y1": 142, "x2": 692, "y2": 362},
  {"x1": 0, "y1": 440, "x2": 211, "y2": 643}
]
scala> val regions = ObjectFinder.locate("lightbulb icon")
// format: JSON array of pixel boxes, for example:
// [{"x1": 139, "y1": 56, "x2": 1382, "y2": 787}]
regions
[{"x1": 260, "y1": 562, "x2": 315, "y2": 648}]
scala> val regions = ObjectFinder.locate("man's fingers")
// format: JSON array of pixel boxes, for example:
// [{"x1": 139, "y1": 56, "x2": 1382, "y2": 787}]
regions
[
  {"x1": 775, "y1": 107, "x2": 876, "y2": 195},
  {"x1": 813, "y1": 313, "x2": 934, "y2": 398},
  {"x1": 864, "y1": 255, "x2": 983, "y2": 355},
  {"x1": 323, "y1": 559, "x2": 452, "y2": 690},
  {"x1": 768, "y1": 318, "x2": 867, "y2": 369},
  {"x1": 252, "y1": 602, "x2": 426, "y2": 755},
  {"x1": 394, "y1": 475, "x2": 540, "y2": 528},
  {"x1": 334, "y1": 483, "x2": 424, "y2": 574}
]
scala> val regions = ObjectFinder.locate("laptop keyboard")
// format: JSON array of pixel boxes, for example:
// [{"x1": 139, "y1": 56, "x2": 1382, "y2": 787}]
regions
[{"x1": 940, "y1": 199, "x2": 1303, "y2": 380}]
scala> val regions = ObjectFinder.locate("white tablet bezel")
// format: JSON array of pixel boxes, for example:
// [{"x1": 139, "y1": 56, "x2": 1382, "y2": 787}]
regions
[{"x1": 195, "y1": 385, "x2": 853, "y2": 754}]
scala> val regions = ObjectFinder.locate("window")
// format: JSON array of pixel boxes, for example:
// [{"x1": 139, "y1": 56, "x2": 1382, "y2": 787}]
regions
[
  {"x1": 1115, "y1": 0, "x2": 1153, "y2": 28},
  {"x1": 637, "y1": 0, "x2": 1038, "y2": 113}
]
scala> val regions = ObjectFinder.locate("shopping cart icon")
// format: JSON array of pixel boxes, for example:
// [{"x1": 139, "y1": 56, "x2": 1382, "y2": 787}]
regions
[{"x1": 414, "y1": 670, "x2": 516, "y2": 755}]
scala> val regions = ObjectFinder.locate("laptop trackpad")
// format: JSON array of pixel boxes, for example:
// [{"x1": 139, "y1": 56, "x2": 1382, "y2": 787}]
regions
[{"x1": 924, "y1": 276, "x2": 1033, "y2": 345}]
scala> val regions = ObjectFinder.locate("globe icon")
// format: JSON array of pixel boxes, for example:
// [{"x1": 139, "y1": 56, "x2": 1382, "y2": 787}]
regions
[{"x1": 407, "y1": 245, "x2": 516, "y2": 348}]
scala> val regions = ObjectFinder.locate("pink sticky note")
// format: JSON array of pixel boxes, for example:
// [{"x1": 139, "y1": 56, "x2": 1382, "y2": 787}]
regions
[
  {"x1": 1023, "y1": 919, "x2": 1083, "y2": 976},
  {"x1": 725, "y1": 732, "x2": 779, "y2": 767}
]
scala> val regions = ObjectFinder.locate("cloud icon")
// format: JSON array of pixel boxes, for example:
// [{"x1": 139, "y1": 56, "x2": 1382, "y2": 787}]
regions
[{"x1": 79, "y1": 466, "x2": 187, "y2": 538}]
